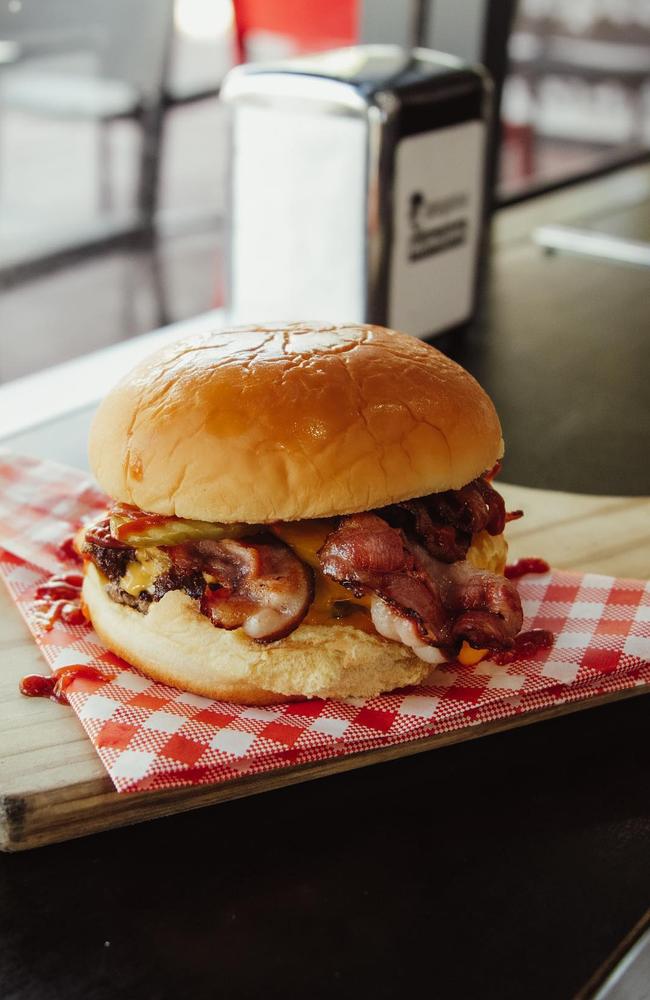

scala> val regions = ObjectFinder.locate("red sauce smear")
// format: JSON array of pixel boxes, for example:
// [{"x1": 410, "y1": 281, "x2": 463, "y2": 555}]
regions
[
  {"x1": 483, "y1": 463, "x2": 523, "y2": 525},
  {"x1": 484, "y1": 460, "x2": 502, "y2": 482},
  {"x1": 32, "y1": 572, "x2": 86, "y2": 631},
  {"x1": 110, "y1": 502, "x2": 170, "y2": 542},
  {"x1": 20, "y1": 665, "x2": 105, "y2": 705},
  {"x1": 114, "y1": 513, "x2": 168, "y2": 541},
  {"x1": 56, "y1": 534, "x2": 82, "y2": 564},
  {"x1": 505, "y1": 557, "x2": 551, "y2": 579},
  {"x1": 35, "y1": 572, "x2": 83, "y2": 600},
  {"x1": 84, "y1": 516, "x2": 123, "y2": 549},
  {"x1": 494, "y1": 629, "x2": 554, "y2": 664}
]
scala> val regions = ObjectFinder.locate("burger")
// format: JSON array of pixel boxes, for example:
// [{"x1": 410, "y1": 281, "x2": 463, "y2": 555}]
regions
[{"x1": 80, "y1": 322, "x2": 524, "y2": 705}]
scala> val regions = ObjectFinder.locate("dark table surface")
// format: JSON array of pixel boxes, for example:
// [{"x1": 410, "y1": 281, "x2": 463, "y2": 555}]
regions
[
  {"x1": 444, "y1": 190, "x2": 650, "y2": 498},
  {"x1": 1, "y1": 176, "x2": 649, "y2": 1000}
]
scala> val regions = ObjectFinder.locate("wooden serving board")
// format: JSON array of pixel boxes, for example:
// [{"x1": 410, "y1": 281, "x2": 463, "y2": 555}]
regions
[{"x1": 1, "y1": 484, "x2": 649, "y2": 852}]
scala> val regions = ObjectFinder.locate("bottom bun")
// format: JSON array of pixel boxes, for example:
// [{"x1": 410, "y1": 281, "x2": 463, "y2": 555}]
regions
[{"x1": 82, "y1": 563, "x2": 431, "y2": 704}]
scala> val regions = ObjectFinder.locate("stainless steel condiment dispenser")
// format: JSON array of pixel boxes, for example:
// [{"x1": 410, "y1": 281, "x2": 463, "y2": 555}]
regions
[{"x1": 221, "y1": 45, "x2": 491, "y2": 339}]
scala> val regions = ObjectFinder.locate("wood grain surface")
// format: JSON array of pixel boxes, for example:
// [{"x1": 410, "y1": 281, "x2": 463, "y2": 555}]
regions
[{"x1": 1, "y1": 484, "x2": 648, "y2": 851}]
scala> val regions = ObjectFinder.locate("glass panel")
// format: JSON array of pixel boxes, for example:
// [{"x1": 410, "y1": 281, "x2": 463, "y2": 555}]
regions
[
  {"x1": 0, "y1": 0, "x2": 364, "y2": 382},
  {"x1": 499, "y1": 0, "x2": 650, "y2": 200},
  {"x1": 0, "y1": 0, "x2": 232, "y2": 381}
]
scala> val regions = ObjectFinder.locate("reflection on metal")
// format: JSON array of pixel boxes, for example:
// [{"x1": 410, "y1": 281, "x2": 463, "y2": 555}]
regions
[
  {"x1": 222, "y1": 45, "x2": 490, "y2": 339},
  {"x1": 534, "y1": 225, "x2": 650, "y2": 268}
]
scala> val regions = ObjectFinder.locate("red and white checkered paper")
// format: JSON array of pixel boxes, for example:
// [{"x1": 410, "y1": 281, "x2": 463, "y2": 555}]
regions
[{"x1": 1, "y1": 449, "x2": 649, "y2": 793}]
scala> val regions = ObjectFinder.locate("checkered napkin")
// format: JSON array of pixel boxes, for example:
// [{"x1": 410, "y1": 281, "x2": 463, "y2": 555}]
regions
[{"x1": 1, "y1": 450, "x2": 649, "y2": 793}]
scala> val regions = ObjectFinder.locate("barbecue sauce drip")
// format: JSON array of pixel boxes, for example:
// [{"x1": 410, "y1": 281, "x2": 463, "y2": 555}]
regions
[
  {"x1": 20, "y1": 665, "x2": 105, "y2": 705},
  {"x1": 112, "y1": 506, "x2": 169, "y2": 542},
  {"x1": 32, "y1": 572, "x2": 86, "y2": 631},
  {"x1": 484, "y1": 460, "x2": 502, "y2": 482},
  {"x1": 504, "y1": 557, "x2": 550, "y2": 579},
  {"x1": 56, "y1": 534, "x2": 82, "y2": 564},
  {"x1": 493, "y1": 629, "x2": 554, "y2": 664},
  {"x1": 484, "y1": 462, "x2": 522, "y2": 523},
  {"x1": 84, "y1": 516, "x2": 124, "y2": 549}
]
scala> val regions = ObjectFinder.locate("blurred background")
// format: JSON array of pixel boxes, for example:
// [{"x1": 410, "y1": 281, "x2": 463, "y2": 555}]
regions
[{"x1": 0, "y1": 0, "x2": 649, "y2": 382}]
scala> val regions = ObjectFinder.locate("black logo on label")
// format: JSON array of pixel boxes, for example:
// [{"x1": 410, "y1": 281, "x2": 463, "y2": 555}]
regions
[{"x1": 408, "y1": 190, "x2": 469, "y2": 262}]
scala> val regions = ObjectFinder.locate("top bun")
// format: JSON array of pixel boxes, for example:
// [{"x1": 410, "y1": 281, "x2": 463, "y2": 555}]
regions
[{"x1": 89, "y1": 322, "x2": 503, "y2": 523}]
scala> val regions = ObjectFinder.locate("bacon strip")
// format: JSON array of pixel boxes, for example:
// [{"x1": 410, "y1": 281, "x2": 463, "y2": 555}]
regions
[
  {"x1": 84, "y1": 521, "x2": 313, "y2": 642},
  {"x1": 317, "y1": 513, "x2": 450, "y2": 643},
  {"x1": 381, "y1": 500, "x2": 470, "y2": 563},
  {"x1": 318, "y1": 513, "x2": 522, "y2": 653},
  {"x1": 189, "y1": 537, "x2": 314, "y2": 642},
  {"x1": 379, "y1": 475, "x2": 510, "y2": 563},
  {"x1": 410, "y1": 542, "x2": 523, "y2": 649}
]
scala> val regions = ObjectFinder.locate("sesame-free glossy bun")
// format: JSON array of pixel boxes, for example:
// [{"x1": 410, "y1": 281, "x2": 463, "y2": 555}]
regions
[
  {"x1": 82, "y1": 563, "x2": 431, "y2": 704},
  {"x1": 89, "y1": 322, "x2": 503, "y2": 524}
]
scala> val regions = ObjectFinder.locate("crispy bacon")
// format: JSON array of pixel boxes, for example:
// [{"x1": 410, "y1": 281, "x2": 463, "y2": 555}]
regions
[
  {"x1": 411, "y1": 543, "x2": 523, "y2": 649},
  {"x1": 317, "y1": 513, "x2": 450, "y2": 643},
  {"x1": 380, "y1": 500, "x2": 470, "y2": 562},
  {"x1": 197, "y1": 538, "x2": 314, "y2": 642},
  {"x1": 433, "y1": 480, "x2": 495, "y2": 534},
  {"x1": 424, "y1": 475, "x2": 507, "y2": 537},
  {"x1": 319, "y1": 514, "x2": 523, "y2": 654},
  {"x1": 83, "y1": 522, "x2": 313, "y2": 641},
  {"x1": 317, "y1": 512, "x2": 406, "y2": 585},
  {"x1": 168, "y1": 538, "x2": 259, "y2": 583},
  {"x1": 379, "y1": 475, "x2": 511, "y2": 563},
  {"x1": 472, "y1": 477, "x2": 506, "y2": 535}
]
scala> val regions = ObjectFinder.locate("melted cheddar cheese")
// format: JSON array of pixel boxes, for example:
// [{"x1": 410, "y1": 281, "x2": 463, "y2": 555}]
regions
[
  {"x1": 119, "y1": 547, "x2": 171, "y2": 597},
  {"x1": 457, "y1": 641, "x2": 488, "y2": 666},
  {"x1": 271, "y1": 520, "x2": 373, "y2": 631},
  {"x1": 466, "y1": 530, "x2": 507, "y2": 574},
  {"x1": 269, "y1": 518, "x2": 336, "y2": 570}
]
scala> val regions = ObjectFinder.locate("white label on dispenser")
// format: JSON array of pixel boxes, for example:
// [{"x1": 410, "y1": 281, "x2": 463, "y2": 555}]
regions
[{"x1": 388, "y1": 120, "x2": 485, "y2": 338}]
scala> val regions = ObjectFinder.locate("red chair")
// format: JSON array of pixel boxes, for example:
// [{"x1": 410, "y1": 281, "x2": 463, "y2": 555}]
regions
[{"x1": 232, "y1": 0, "x2": 359, "y2": 63}]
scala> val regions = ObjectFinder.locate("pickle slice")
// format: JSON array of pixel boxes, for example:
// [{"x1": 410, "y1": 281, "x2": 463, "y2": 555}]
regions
[{"x1": 109, "y1": 513, "x2": 256, "y2": 548}]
